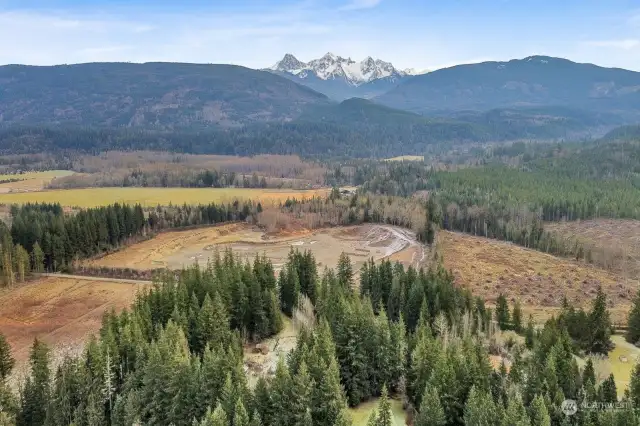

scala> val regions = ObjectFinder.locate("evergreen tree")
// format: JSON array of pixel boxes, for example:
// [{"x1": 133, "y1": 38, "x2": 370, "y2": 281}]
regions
[
  {"x1": 0, "y1": 333, "x2": 14, "y2": 381},
  {"x1": 588, "y1": 287, "x2": 612, "y2": 354},
  {"x1": 503, "y1": 396, "x2": 531, "y2": 426},
  {"x1": 234, "y1": 398, "x2": 250, "y2": 426},
  {"x1": 337, "y1": 253, "x2": 353, "y2": 289},
  {"x1": 512, "y1": 300, "x2": 523, "y2": 333},
  {"x1": 463, "y1": 385, "x2": 499, "y2": 426},
  {"x1": 626, "y1": 289, "x2": 640, "y2": 345},
  {"x1": 414, "y1": 387, "x2": 446, "y2": 426},
  {"x1": 529, "y1": 395, "x2": 551, "y2": 426},
  {"x1": 495, "y1": 294, "x2": 511, "y2": 330},
  {"x1": 525, "y1": 315, "x2": 535, "y2": 350},
  {"x1": 375, "y1": 386, "x2": 393, "y2": 426},
  {"x1": 599, "y1": 374, "x2": 617, "y2": 403},
  {"x1": 629, "y1": 362, "x2": 640, "y2": 408},
  {"x1": 17, "y1": 339, "x2": 51, "y2": 426}
]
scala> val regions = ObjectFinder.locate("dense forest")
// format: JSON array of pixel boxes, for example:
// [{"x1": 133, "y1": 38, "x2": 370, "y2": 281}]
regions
[{"x1": 0, "y1": 248, "x2": 636, "y2": 425}]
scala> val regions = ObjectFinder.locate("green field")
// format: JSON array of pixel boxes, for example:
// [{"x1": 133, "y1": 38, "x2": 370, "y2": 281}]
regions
[
  {"x1": 0, "y1": 187, "x2": 329, "y2": 208},
  {"x1": 349, "y1": 398, "x2": 406, "y2": 426}
]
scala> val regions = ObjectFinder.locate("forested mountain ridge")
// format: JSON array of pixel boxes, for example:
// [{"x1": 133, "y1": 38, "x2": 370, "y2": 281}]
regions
[
  {"x1": 376, "y1": 55, "x2": 640, "y2": 114},
  {"x1": 0, "y1": 62, "x2": 330, "y2": 128}
]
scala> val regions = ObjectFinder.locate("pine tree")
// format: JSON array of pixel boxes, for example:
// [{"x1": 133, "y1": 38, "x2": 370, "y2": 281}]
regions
[
  {"x1": 17, "y1": 339, "x2": 51, "y2": 426},
  {"x1": 629, "y1": 362, "x2": 640, "y2": 408},
  {"x1": 529, "y1": 395, "x2": 550, "y2": 426},
  {"x1": 375, "y1": 385, "x2": 393, "y2": 426},
  {"x1": 414, "y1": 387, "x2": 446, "y2": 426},
  {"x1": 495, "y1": 294, "x2": 511, "y2": 330},
  {"x1": 599, "y1": 374, "x2": 617, "y2": 403},
  {"x1": 525, "y1": 315, "x2": 535, "y2": 349},
  {"x1": 0, "y1": 333, "x2": 14, "y2": 381},
  {"x1": 503, "y1": 396, "x2": 531, "y2": 426},
  {"x1": 250, "y1": 410, "x2": 263, "y2": 426},
  {"x1": 463, "y1": 385, "x2": 499, "y2": 426},
  {"x1": 234, "y1": 398, "x2": 250, "y2": 426},
  {"x1": 512, "y1": 300, "x2": 523, "y2": 333},
  {"x1": 200, "y1": 404, "x2": 229, "y2": 426},
  {"x1": 337, "y1": 253, "x2": 353, "y2": 289},
  {"x1": 626, "y1": 289, "x2": 640, "y2": 345},
  {"x1": 588, "y1": 287, "x2": 612, "y2": 354},
  {"x1": 13, "y1": 244, "x2": 29, "y2": 282}
]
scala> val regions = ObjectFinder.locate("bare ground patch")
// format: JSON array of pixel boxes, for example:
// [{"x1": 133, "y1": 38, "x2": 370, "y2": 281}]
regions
[
  {"x1": 90, "y1": 223, "x2": 425, "y2": 273},
  {"x1": 0, "y1": 277, "x2": 147, "y2": 384},
  {"x1": 439, "y1": 231, "x2": 637, "y2": 325}
]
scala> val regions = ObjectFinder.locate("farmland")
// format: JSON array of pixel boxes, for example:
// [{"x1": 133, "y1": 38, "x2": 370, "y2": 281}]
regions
[
  {"x1": 90, "y1": 223, "x2": 425, "y2": 272},
  {"x1": 0, "y1": 170, "x2": 75, "y2": 192},
  {"x1": 0, "y1": 186, "x2": 329, "y2": 207},
  {"x1": 0, "y1": 275, "x2": 148, "y2": 380},
  {"x1": 438, "y1": 231, "x2": 637, "y2": 324}
]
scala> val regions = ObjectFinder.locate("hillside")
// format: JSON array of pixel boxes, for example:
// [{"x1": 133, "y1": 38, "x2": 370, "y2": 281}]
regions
[
  {"x1": 377, "y1": 56, "x2": 640, "y2": 115},
  {"x1": 0, "y1": 62, "x2": 330, "y2": 128},
  {"x1": 1, "y1": 99, "x2": 627, "y2": 157}
]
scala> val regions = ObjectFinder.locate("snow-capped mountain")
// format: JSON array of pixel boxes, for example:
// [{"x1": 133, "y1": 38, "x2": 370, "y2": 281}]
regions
[
  {"x1": 265, "y1": 52, "x2": 428, "y2": 100},
  {"x1": 269, "y1": 52, "x2": 415, "y2": 87}
]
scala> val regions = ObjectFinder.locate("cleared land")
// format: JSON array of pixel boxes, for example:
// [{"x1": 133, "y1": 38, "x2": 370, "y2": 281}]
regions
[
  {"x1": 0, "y1": 170, "x2": 75, "y2": 193},
  {"x1": 0, "y1": 187, "x2": 328, "y2": 207},
  {"x1": 90, "y1": 223, "x2": 425, "y2": 272},
  {"x1": 350, "y1": 398, "x2": 406, "y2": 426},
  {"x1": 0, "y1": 276, "x2": 147, "y2": 378},
  {"x1": 384, "y1": 155, "x2": 424, "y2": 162},
  {"x1": 439, "y1": 231, "x2": 637, "y2": 324},
  {"x1": 546, "y1": 219, "x2": 640, "y2": 278}
]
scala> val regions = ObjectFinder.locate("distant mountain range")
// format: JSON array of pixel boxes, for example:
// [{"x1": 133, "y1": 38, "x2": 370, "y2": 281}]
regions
[
  {"x1": 376, "y1": 55, "x2": 640, "y2": 116},
  {"x1": 0, "y1": 55, "x2": 639, "y2": 157},
  {"x1": 265, "y1": 53, "x2": 426, "y2": 100},
  {"x1": 0, "y1": 62, "x2": 330, "y2": 128}
]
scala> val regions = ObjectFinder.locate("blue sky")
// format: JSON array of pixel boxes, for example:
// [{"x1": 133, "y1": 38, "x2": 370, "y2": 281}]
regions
[{"x1": 0, "y1": 0, "x2": 639, "y2": 70}]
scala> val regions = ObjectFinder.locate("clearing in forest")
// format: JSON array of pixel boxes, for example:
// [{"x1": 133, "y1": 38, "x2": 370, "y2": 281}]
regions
[
  {"x1": 438, "y1": 231, "x2": 637, "y2": 324},
  {"x1": 0, "y1": 276, "x2": 147, "y2": 380},
  {"x1": 546, "y1": 219, "x2": 640, "y2": 279},
  {"x1": 90, "y1": 223, "x2": 425, "y2": 272},
  {"x1": 0, "y1": 170, "x2": 75, "y2": 193},
  {"x1": 0, "y1": 186, "x2": 329, "y2": 207}
]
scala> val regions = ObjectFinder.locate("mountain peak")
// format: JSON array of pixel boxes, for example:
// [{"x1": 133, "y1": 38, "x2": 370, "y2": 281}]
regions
[
  {"x1": 271, "y1": 53, "x2": 306, "y2": 72},
  {"x1": 268, "y1": 52, "x2": 407, "y2": 86}
]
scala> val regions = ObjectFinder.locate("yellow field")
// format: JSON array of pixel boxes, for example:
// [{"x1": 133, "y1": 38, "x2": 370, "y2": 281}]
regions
[
  {"x1": 0, "y1": 170, "x2": 75, "y2": 192},
  {"x1": 384, "y1": 155, "x2": 424, "y2": 162},
  {"x1": 0, "y1": 187, "x2": 329, "y2": 207}
]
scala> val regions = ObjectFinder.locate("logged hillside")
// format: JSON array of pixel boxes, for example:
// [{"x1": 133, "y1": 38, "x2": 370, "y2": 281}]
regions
[
  {"x1": 377, "y1": 56, "x2": 640, "y2": 115},
  {"x1": 0, "y1": 62, "x2": 329, "y2": 128}
]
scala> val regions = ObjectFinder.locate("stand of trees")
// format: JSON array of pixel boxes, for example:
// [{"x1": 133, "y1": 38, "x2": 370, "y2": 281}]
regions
[
  {"x1": 0, "y1": 201, "x2": 256, "y2": 283},
  {"x1": 0, "y1": 249, "x2": 635, "y2": 425}
]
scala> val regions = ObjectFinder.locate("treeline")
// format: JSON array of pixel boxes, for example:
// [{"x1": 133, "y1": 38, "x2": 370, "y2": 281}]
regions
[
  {"x1": 2, "y1": 250, "x2": 638, "y2": 425},
  {"x1": 0, "y1": 201, "x2": 256, "y2": 282},
  {"x1": 49, "y1": 169, "x2": 269, "y2": 190}
]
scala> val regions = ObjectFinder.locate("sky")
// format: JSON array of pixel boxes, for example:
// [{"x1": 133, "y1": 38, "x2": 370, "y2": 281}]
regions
[{"x1": 0, "y1": 0, "x2": 639, "y2": 71}]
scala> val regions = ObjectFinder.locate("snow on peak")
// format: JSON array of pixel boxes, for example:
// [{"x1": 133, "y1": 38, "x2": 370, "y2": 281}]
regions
[
  {"x1": 269, "y1": 53, "x2": 409, "y2": 86},
  {"x1": 402, "y1": 68, "x2": 428, "y2": 76}
]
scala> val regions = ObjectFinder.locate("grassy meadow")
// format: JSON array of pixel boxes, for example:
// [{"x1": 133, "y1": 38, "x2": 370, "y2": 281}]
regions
[
  {"x1": 0, "y1": 187, "x2": 329, "y2": 208},
  {"x1": 349, "y1": 398, "x2": 406, "y2": 426}
]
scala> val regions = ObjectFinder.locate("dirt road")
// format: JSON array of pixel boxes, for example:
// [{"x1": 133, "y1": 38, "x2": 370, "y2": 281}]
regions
[{"x1": 37, "y1": 273, "x2": 153, "y2": 285}]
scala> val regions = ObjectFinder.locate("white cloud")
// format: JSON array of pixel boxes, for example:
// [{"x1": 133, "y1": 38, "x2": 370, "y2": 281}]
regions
[
  {"x1": 339, "y1": 0, "x2": 382, "y2": 11},
  {"x1": 584, "y1": 39, "x2": 640, "y2": 50}
]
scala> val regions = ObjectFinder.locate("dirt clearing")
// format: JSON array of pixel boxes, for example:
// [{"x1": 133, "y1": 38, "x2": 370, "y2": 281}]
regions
[
  {"x1": 90, "y1": 223, "x2": 425, "y2": 272},
  {"x1": 0, "y1": 276, "x2": 146, "y2": 380},
  {"x1": 439, "y1": 231, "x2": 637, "y2": 324}
]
